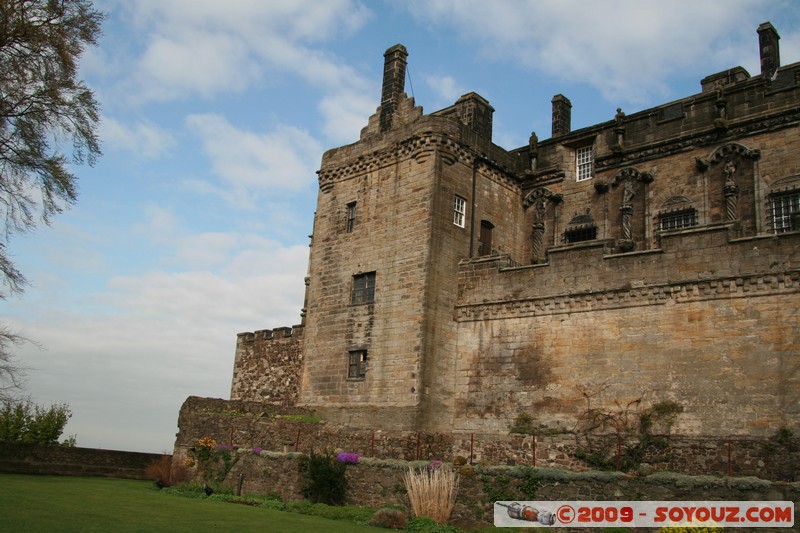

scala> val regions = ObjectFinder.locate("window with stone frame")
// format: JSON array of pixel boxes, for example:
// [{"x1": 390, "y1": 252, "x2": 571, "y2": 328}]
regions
[
  {"x1": 453, "y1": 195, "x2": 466, "y2": 228},
  {"x1": 770, "y1": 189, "x2": 800, "y2": 233},
  {"x1": 346, "y1": 201, "x2": 356, "y2": 233},
  {"x1": 564, "y1": 225, "x2": 597, "y2": 243},
  {"x1": 347, "y1": 349, "x2": 367, "y2": 379},
  {"x1": 351, "y1": 271, "x2": 376, "y2": 304},
  {"x1": 576, "y1": 145, "x2": 593, "y2": 181},
  {"x1": 659, "y1": 209, "x2": 697, "y2": 231},
  {"x1": 564, "y1": 214, "x2": 596, "y2": 243}
]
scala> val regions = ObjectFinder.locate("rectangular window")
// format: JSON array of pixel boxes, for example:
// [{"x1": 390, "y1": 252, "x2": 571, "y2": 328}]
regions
[
  {"x1": 348, "y1": 350, "x2": 367, "y2": 379},
  {"x1": 453, "y1": 196, "x2": 466, "y2": 228},
  {"x1": 564, "y1": 226, "x2": 597, "y2": 243},
  {"x1": 576, "y1": 145, "x2": 593, "y2": 182},
  {"x1": 659, "y1": 210, "x2": 697, "y2": 231},
  {"x1": 346, "y1": 202, "x2": 356, "y2": 233},
  {"x1": 351, "y1": 272, "x2": 376, "y2": 304},
  {"x1": 771, "y1": 191, "x2": 800, "y2": 233}
]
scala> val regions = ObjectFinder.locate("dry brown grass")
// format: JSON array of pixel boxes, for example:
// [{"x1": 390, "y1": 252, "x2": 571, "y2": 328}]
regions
[
  {"x1": 144, "y1": 455, "x2": 190, "y2": 487},
  {"x1": 402, "y1": 465, "x2": 459, "y2": 524}
]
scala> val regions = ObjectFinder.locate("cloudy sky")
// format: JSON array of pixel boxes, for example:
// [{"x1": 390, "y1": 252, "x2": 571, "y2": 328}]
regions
[{"x1": 1, "y1": 0, "x2": 798, "y2": 454}]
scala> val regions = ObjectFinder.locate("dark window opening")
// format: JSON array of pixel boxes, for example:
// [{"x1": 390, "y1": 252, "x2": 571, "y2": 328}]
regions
[
  {"x1": 659, "y1": 209, "x2": 697, "y2": 231},
  {"x1": 478, "y1": 220, "x2": 494, "y2": 256},
  {"x1": 771, "y1": 190, "x2": 800, "y2": 233},
  {"x1": 564, "y1": 225, "x2": 597, "y2": 243},
  {"x1": 346, "y1": 202, "x2": 356, "y2": 233},
  {"x1": 351, "y1": 272, "x2": 376, "y2": 304},
  {"x1": 348, "y1": 350, "x2": 367, "y2": 379}
]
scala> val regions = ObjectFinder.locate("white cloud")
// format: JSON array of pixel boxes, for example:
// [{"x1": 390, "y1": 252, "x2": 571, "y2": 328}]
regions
[
  {"x1": 100, "y1": 117, "x2": 176, "y2": 158},
  {"x1": 185, "y1": 114, "x2": 322, "y2": 207},
  {"x1": 406, "y1": 0, "x2": 774, "y2": 104},
  {"x1": 319, "y1": 88, "x2": 378, "y2": 143},
  {"x1": 423, "y1": 74, "x2": 467, "y2": 107},
  {"x1": 120, "y1": 0, "x2": 370, "y2": 102},
  {"x1": 133, "y1": 30, "x2": 259, "y2": 101},
  {"x1": 1, "y1": 226, "x2": 309, "y2": 452}
]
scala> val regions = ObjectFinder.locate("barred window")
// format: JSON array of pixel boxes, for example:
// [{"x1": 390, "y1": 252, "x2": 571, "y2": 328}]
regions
[
  {"x1": 576, "y1": 145, "x2": 593, "y2": 181},
  {"x1": 453, "y1": 195, "x2": 466, "y2": 228},
  {"x1": 564, "y1": 225, "x2": 597, "y2": 243},
  {"x1": 659, "y1": 209, "x2": 697, "y2": 231},
  {"x1": 351, "y1": 272, "x2": 376, "y2": 304},
  {"x1": 348, "y1": 350, "x2": 367, "y2": 379},
  {"x1": 770, "y1": 190, "x2": 800, "y2": 233}
]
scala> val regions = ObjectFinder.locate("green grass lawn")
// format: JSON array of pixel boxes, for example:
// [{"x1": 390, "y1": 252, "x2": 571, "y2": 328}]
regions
[{"x1": 0, "y1": 474, "x2": 388, "y2": 533}]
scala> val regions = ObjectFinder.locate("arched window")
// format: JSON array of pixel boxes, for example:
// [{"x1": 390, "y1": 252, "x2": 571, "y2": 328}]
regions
[{"x1": 564, "y1": 214, "x2": 596, "y2": 244}]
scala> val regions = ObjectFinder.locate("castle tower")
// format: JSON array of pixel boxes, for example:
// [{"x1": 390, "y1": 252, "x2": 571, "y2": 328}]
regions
[{"x1": 297, "y1": 45, "x2": 523, "y2": 431}]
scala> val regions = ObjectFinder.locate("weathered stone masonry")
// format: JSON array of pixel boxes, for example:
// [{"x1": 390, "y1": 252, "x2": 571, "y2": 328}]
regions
[
  {"x1": 230, "y1": 326, "x2": 303, "y2": 405},
  {"x1": 218, "y1": 22, "x2": 798, "y2": 468}
]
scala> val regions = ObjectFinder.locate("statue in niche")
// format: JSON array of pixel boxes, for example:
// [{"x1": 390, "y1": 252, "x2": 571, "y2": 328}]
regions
[
  {"x1": 724, "y1": 159, "x2": 737, "y2": 186},
  {"x1": 623, "y1": 178, "x2": 636, "y2": 205},
  {"x1": 534, "y1": 196, "x2": 546, "y2": 224}
]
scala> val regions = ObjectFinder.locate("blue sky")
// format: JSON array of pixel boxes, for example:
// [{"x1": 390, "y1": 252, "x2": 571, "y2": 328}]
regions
[{"x1": 1, "y1": 0, "x2": 798, "y2": 453}]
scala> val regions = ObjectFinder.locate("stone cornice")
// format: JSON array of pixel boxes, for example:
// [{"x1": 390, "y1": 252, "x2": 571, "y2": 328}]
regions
[
  {"x1": 317, "y1": 132, "x2": 520, "y2": 191},
  {"x1": 595, "y1": 110, "x2": 800, "y2": 172},
  {"x1": 456, "y1": 270, "x2": 800, "y2": 321}
]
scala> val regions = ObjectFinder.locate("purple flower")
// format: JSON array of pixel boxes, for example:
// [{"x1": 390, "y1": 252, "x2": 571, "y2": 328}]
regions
[
  {"x1": 427, "y1": 460, "x2": 443, "y2": 471},
  {"x1": 252, "y1": 447, "x2": 263, "y2": 454},
  {"x1": 336, "y1": 452, "x2": 360, "y2": 464}
]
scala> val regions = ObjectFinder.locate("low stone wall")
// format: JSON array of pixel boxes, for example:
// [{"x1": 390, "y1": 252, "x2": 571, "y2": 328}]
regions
[
  {"x1": 172, "y1": 449, "x2": 800, "y2": 531},
  {"x1": 0, "y1": 442, "x2": 164, "y2": 479},
  {"x1": 175, "y1": 397, "x2": 799, "y2": 481}
]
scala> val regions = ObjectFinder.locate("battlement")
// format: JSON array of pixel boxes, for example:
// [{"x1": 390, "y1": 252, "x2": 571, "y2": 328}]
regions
[{"x1": 236, "y1": 325, "x2": 304, "y2": 343}]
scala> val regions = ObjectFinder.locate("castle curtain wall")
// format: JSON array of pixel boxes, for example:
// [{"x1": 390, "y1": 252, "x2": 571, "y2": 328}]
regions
[{"x1": 454, "y1": 227, "x2": 799, "y2": 436}]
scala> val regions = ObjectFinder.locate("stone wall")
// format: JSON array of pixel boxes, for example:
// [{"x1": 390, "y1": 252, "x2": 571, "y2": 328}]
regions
[
  {"x1": 454, "y1": 226, "x2": 799, "y2": 438},
  {"x1": 230, "y1": 326, "x2": 303, "y2": 404},
  {"x1": 177, "y1": 450, "x2": 800, "y2": 531},
  {"x1": 0, "y1": 442, "x2": 164, "y2": 479},
  {"x1": 175, "y1": 397, "x2": 799, "y2": 482}
]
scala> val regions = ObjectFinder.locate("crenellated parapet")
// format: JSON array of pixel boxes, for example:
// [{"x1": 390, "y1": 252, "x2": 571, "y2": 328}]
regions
[
  {"x1": 231, "y1": 324, "x2": 304, "y2": 405},
  {"x1": 237, "y1": 325, "x2": 304, "y2": 343}
]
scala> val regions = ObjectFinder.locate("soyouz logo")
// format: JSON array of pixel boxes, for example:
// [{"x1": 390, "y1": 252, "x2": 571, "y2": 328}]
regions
[{"x1": 493, "y1": 501, "x2": 795, "y2": 528}]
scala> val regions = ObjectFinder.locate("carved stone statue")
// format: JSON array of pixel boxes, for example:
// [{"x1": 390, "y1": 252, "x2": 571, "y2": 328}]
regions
[{"x1": 724, "y1": 159, "x2": 737, "y2": 186}]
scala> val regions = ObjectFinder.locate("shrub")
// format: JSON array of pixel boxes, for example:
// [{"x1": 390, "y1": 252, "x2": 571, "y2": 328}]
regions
[
  {"x1": 299, "y1": 451, "x2": 348, "y2": 505},
  {"x1": 146, "y1": 455, "x2": 190, "y2": 487},
  {"x1": 509, "y1": 413, "x2": 534, "y2": 434},
  {"x1": 403, "y1": 465, "x2": 459, "y2": 525},
  {"x1": 452, "y1": 455, "x2": 467, "y2": 466},
  {"x1": 405, "y1": 516, "x2": 463, "y2": 532},
  {"x1": 369, "y1": 508, "x2": 408, "y2": 529},
  {"x1": 0, "y1": 400, "x2": 73, "y2": 445}
]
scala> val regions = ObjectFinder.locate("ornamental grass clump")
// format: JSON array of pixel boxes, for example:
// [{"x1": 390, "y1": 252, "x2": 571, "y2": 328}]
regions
[{"x1": 403, "y1": 463, "x2": 459, "y2": 525}]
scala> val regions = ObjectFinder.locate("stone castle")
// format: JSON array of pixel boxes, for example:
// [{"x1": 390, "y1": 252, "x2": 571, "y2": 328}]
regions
[{"x1": 227, "y1": 22, "x2": 799, "y2": 442}]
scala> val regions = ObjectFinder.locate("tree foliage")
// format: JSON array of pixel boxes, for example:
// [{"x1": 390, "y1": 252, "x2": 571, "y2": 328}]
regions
[
  {"x1": 0, "y1": 325, "x2": 28, "y2": 402},
  {"x1": 0, "y1": 398, "x2": 73, "y2": 445},
  {"x1": 0, "y1": 0, "x2": 104, "y2": 295}
]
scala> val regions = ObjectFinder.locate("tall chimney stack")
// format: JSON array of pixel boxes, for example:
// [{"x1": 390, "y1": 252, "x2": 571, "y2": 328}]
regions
[
  {"x1": 380, "y1": 44, "x2": 408, "y2": 132},
  {"x1": 551, "y1": 94, "x2": 572, "y2": 137},
  {"x1": 757, "y1": 22, "x2": 780, "y2": 78}
]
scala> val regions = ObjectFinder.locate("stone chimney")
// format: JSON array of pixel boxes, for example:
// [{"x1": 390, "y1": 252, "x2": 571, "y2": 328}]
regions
[
  {"x1": 380, "y1": 44, "x2": 408, "y2": 132},
  {"x1": 454, "y1": 92, "x2": 494, "y2": 139},
  {"x1": 551, "y1": 94, "x2": 572, "y2": 137},
  {"x1": 757, "y1": 22, "x2": 780, "y2": 78}
]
